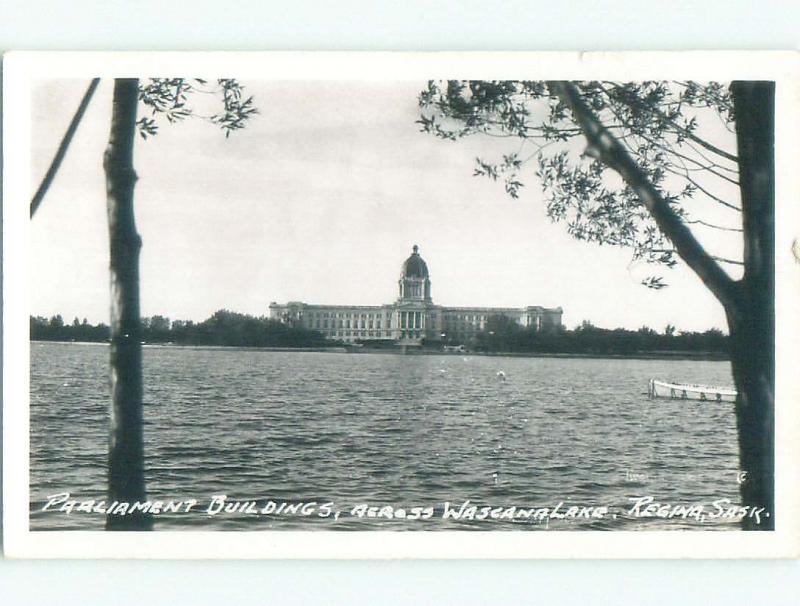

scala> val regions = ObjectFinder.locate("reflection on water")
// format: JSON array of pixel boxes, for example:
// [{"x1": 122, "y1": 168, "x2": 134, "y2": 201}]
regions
[{"x1": 30, "y1": 342, "x2": 743, "y2": 531}]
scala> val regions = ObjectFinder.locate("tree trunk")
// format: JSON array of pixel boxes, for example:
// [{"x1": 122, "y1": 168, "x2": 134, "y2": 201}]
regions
[
  {"x1": 103, "y1": 78, "x2": 152, "y2": 530},
  {"x1": 553, "y1": 81, "x2": 776, "y2": 530},
  {"x1": 727, "y1": 81, "x2": 775, "y2": 530}
]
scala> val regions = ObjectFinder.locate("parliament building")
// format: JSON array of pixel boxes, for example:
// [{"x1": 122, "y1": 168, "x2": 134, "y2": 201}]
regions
[{"x1": 269, "y1": 245, "x2": 562, "y2": 346}]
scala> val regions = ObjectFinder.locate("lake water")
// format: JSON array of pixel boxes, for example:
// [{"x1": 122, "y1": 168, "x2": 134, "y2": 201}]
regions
[{"x1": 29, "y1": 342, "x2": 744, "y2": 531}]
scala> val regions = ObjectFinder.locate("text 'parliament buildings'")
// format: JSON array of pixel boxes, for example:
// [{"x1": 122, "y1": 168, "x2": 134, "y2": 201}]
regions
[{"x1": 269, "y1": 245, "x2": 563, "y2": 345}]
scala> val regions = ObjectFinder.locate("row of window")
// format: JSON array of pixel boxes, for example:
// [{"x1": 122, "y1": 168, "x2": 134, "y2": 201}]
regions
[
  {"x1": 321, "y1": 330, "x2": 393, "y2": 338},
  {"x1": 305, "y1": 310, "x2": 386, "y2": 320},
  {"x1": 307, "y1": 315, "x2": 535, "y2": 330},
  {"x1": 441, "y1": 314, "x2": 537, "y2": 325},
  {"x1": 310, "y1": 318, "x2": 388, "y2": 330}
]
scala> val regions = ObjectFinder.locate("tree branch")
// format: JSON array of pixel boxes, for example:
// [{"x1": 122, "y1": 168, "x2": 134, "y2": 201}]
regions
[
  {"x1": 549, "y1": 81, "x2": 739, "y2": 310},
  {"x1": 712, "y1": 255, "x2": 745, "y2": 266},
  {"x1": 684, "y1": 218, "x2": 743, "y2": 232},
  {"x1": 662, "y1": 165, "x2": 742, "y2": 211},
  {"x1": 30, "y1": 78, "x2": 100, "y2": 218},
  {"x1": 681, "y1": 129, "x2": 738, "y2": 163},
  {"x1": 679, "y1": 137, "x2": 739, "y2": 175},
  {"x1": 600, "y1": 81, "x2": 739, "y2": 163},
  {"x1": 599, "y1": 93, "x2": 740, "y2": 187}
]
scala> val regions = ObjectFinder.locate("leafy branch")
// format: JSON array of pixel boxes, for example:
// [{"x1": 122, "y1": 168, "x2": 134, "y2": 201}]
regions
[
  {"x1": 418, "y1": 80, "x2": 745, "y2": 286},
  {"x1": 136, "y1": 78, "x2": 258, "y2": 139}
]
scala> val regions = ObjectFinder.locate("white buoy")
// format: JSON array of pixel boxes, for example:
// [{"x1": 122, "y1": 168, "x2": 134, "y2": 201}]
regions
[{"x1": 496, "y1": 371, "x2": 506, "y2": 381}]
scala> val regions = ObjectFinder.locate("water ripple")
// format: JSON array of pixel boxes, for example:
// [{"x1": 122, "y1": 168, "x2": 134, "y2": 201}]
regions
[{"x1": 30, "y1": 344, "x2": 742, "y2": 531}]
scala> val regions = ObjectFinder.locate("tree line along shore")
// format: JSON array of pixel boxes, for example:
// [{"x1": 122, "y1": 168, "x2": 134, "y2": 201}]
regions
[{"x1": 31, "y1": 310, "x2": 729, "y2": 358}]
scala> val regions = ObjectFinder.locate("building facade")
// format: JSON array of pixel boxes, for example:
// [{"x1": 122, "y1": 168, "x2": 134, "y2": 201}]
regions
[{"x1": 269, "y1": 245, "x2": 562, "y2": 345}]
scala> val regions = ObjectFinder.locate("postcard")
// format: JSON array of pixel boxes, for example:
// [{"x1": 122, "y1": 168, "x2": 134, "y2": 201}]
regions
[{"x1": 3, "y1": 51, "x2": 799, "y2": 558}]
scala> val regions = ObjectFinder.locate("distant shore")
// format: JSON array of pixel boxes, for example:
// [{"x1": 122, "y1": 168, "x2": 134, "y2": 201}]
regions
[{"x1": 31, "y1": 340, "x2": 730, "y2": 362}]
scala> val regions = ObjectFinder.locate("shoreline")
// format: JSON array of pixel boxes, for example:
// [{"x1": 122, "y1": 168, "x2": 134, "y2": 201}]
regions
[{"x1": 31, "y1": 340, "x2": 730, "y2": 362}]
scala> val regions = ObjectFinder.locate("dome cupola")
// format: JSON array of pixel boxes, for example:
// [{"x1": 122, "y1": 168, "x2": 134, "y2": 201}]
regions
[
  {"x1": 401, "y1": 244, "x2": 429, "y2": 279},
  {"x1": 398, "y1": 244, "x2": 432, "y2": 303}
]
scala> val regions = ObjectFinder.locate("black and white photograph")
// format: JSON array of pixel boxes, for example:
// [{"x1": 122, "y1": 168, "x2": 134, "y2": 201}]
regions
[{"x1": 3, "y1": 51, "x2": 799, "y2": 558}]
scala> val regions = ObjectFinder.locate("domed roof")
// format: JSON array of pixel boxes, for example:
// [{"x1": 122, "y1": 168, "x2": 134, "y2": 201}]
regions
[{"x1": 401, "y1": 245, "x2": 429, "y2": 278}]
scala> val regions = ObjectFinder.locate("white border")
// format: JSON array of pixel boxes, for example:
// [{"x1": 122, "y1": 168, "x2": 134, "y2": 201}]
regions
[{"x1": 4, "y1": 51, "x2": 799, "y2": 558}]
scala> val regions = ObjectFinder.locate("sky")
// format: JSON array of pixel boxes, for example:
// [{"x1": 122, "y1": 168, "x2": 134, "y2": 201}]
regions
[{"x1": 29, "y1": 79, "x2": 743, "y2": 332}]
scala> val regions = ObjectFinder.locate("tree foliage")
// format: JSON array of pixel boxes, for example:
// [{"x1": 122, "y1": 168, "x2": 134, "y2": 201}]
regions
[
  {"x1": 30, "y1": 311, "x2": 328, "y2": 348},
  {"x1": 419, "y1": 80, "x2": 742, "y2": 286},
  {"x1": 464, "y1": 314, "x2": 729, "y2": 356},
  {"x1": 136, "y1": 78, "x2": 258, "y2": 139}
]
